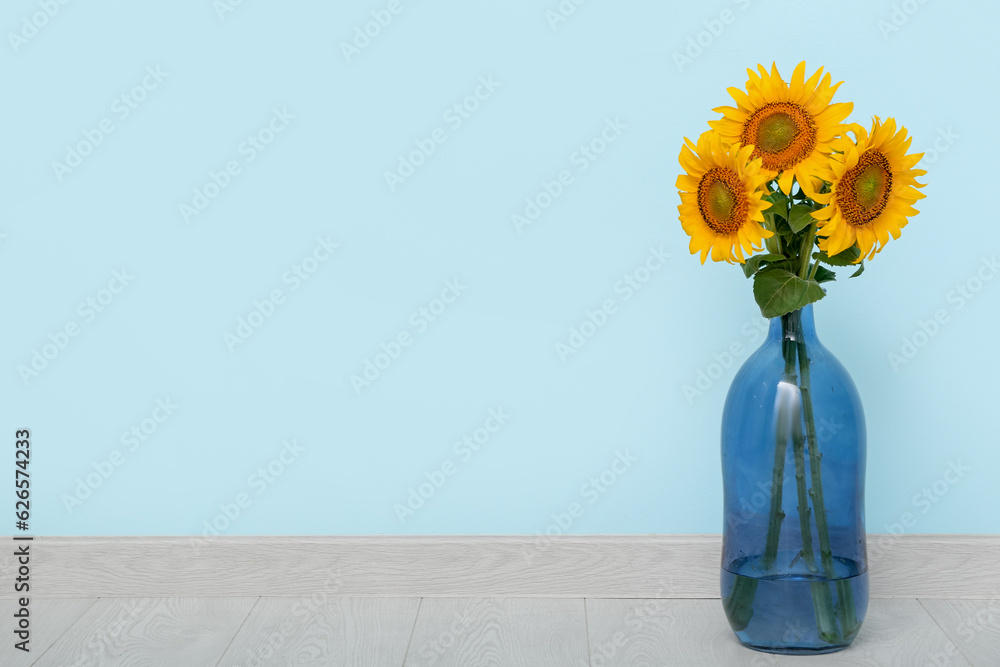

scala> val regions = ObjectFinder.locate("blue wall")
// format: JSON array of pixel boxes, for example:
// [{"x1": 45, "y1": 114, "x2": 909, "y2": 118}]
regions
[{"x1": 4, "y1": 0, "x2": 997, "y2": 536}]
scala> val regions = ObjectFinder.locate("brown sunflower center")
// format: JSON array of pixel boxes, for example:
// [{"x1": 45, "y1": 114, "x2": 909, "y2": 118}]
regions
[
  {"x1": 835, "y1": 149, "x2": 893, "y2": 227},
  {"x1": 697, "y1": 167, "x2": 748, "y2": 235},
  {"x1": 740, "y1": 102, "x2": 818, "y2": 172}
]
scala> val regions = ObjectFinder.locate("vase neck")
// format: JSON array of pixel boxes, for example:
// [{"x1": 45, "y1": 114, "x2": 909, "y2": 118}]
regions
[{"x1": 767, "y1": 304, "x2": 819, "y2": 344}]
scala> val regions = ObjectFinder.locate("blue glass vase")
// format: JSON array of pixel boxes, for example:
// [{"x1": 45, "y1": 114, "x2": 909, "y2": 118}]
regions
[{"x1": 720, "y1": 304, "x2": 868, "y2": 654}]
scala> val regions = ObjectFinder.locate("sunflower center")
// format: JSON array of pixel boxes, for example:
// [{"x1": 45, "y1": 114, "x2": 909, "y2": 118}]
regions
[
  {"x1": 854, "y1": 164, "x2": 885, "y2": 209},
  {"x1": 836, "y1": 149, "x2": 893, "y2": 227},
  {"x1": 707, "y1": 180, "x2": 736, "y2": 220},
  {"x1": 758, "y1": 113, "x2": 797, "y2": 153},
  {"x1": 741, "y1": 102, "x2": 818, "y2": 172},
  {"x1": 697, "y1": 167, "x2": 748, "y2": 235}
]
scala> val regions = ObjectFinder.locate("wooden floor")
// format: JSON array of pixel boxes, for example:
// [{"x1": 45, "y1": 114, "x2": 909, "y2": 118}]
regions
[{"x1": 5, "y1": 597, "x2": 998, "y2": 666}]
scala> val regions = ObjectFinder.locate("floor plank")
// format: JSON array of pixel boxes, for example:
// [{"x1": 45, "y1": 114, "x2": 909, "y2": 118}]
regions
[
  {"x1": 772, "y1": 599, "x2": 970, "y2": 666},
  {"x1": 0, "y1": 598, "x2": 97, "y2": 667},
  {"x1": 404, "y1": 597, "x2": 589, "y2": 667},
  {"x1": 9, "y1": 536, "x2": 1000, "y2": 600},
  {"x1": 31, "y1": 597, "x2": 257, "y2": 667},
  {"x1": 920, "y1": 599, "x2": 1000, "y2": 666},
  {"x1": 585, "y1": 598, "x2": 974, "y2": 667},
  {"x1": 10, "y1": 595, "x2": 992, "y2": 665},
  {"x1": 586, "y1": 599, "x2": 779, "y2": 666},
  {"x1": 217, "y1": 597, "x2": 419, "y2": 666}
]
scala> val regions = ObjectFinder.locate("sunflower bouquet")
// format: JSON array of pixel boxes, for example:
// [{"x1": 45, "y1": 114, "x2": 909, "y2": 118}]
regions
[
  {"x1": 675, "y1": 62, "x2": 926, "y2": 650},
  {"x1": 677, "y1": 62, "x2": 925, "y2": 300}
]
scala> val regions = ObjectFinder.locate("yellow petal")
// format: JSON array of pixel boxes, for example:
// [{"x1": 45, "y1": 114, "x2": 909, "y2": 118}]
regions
[{"x1": 777, "y1": 170, "x2": 795, "y2": 195}]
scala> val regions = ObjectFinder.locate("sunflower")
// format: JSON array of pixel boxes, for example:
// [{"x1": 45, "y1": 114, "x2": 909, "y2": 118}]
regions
[
  {"x1": 811, "y1": 117, "x2": 926, "y2": 260},
  {"x1": 709, "y1": 62, "x2": 853, "y2": 197},
  {"x1": 676, "y1": 131, "x2": 773, "y2": 264}
]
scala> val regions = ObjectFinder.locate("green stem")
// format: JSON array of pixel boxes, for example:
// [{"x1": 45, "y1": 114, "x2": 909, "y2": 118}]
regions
[
  {"x1": 790, "y1": 425, "x2": 816, "y2": 571},
  {"x1": 797, "y1": 336, "x2": 858, "y2": 642},
  {"x1": 798, "y1": 225, "x2": 816, "y2": 280},
  {"x1": 797, "y1": 340, "x2": 834, "y2": 576},
  {"x1": 762, "y1": 323, "x2": 798, "y2": 569},
  {"x1": 787, "y1": 314, "x2": 840, "y2": 643},
  {"x1": 808, "y1": 258, "x2": 821, "y2": 281},
  {"x1": 765, "y1": 180, "x2": 784, "y2": 256},
  {"x1": 723, "y1": 312, "x2": 796, "y2": 631},
  {"x1": 781, "y1": 313, "x2": 815, "y2": 576}
]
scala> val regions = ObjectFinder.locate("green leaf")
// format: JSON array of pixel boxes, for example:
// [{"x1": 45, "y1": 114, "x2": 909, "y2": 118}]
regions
[
  {"x1": 787, "y1": 204, "x2": 817, "y2": 234},
  {"x1": 742, "y1": 253, "x2": 787, "y2": 279},
  {"x1": 813, "y1": 265, "x2": 837, "y2": 284},
  {"x1": 763, "y1": 193, "x2": 788, "y2": 222},
  {"x1": 850, "y1": 260, "x2": 865, "y2": 278},
  {"x1": 753, "y1": 267, "x2": 827, "y2": 319},
  {"x1": 764, "y1": 259, "x2": 800, "y2": 274},
  {"x1": 813, "y1": 245, "x2": 862, "y2": 266},
  {"x1": 770, "y1": 214, "x2": 796, "y2": 238},
  {"x1": 763, "y1": 190, "x2": 790, "y2": 211}
]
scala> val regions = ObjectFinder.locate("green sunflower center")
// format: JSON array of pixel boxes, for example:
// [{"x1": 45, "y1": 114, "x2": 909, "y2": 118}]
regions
[
  {"x1": 697, "y1": 168, "x2": 748, "y2": 235},
  {"x1": 707, "y1": 180, "x2": 736, "y2": 220},
  {"x1": 740, "y1": 102, "x2": 818, "y2": 172},
  {"x1": 854, "y1": 164, "x2": 887, "y2": 209},
  {"x1": 758, "y1": 113, "x2": 797, "y2": 153},
  {"x1": 836, "y1": 149, "x2": 893, "y2": 227}
]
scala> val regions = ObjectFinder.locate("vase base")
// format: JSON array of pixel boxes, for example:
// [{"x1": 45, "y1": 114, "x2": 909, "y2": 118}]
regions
[
  {"x1": 721, "y1": 562, "x2": 869, "y2": 654},
  {"x1": 741, "y1": 641, "x2": 854, "y2": 656}
]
